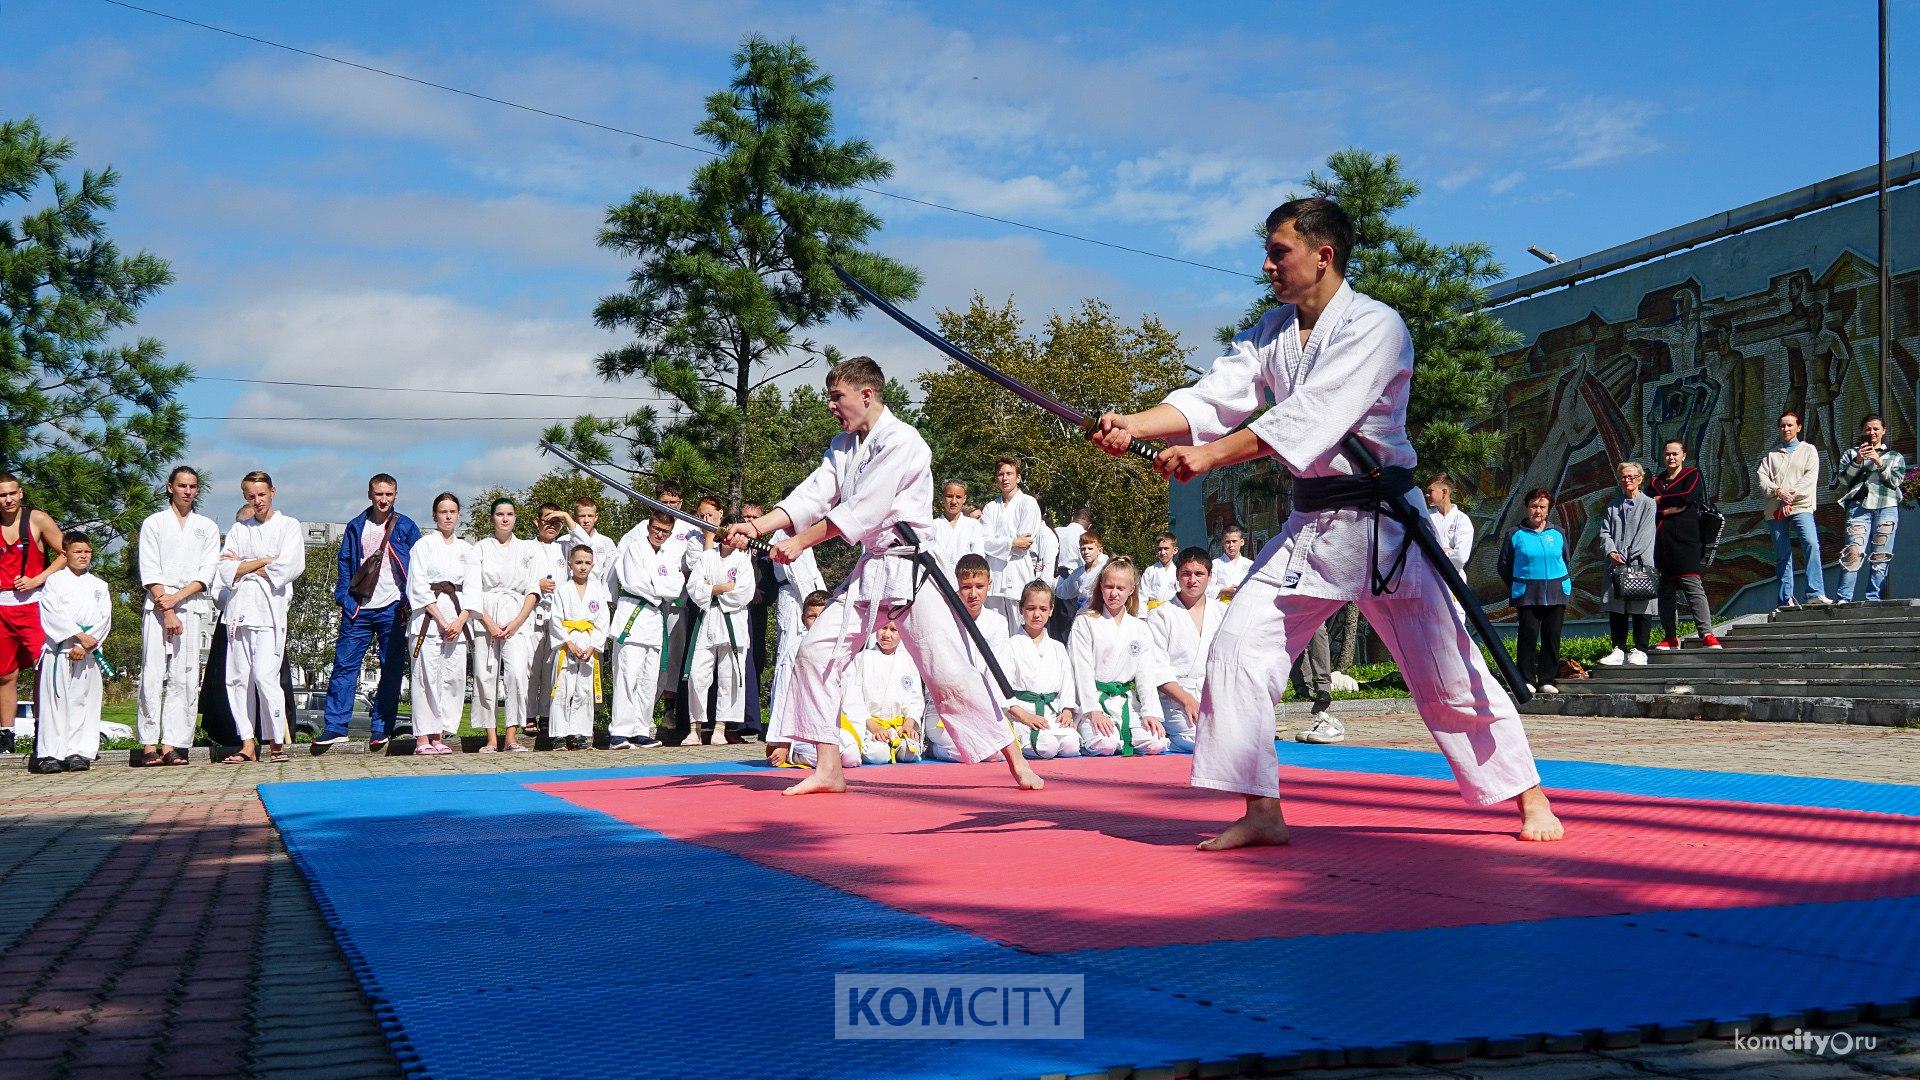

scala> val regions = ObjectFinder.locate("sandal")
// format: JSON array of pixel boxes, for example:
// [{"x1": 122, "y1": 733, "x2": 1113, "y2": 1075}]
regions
[
  {"x1": 479, "y1": 745, "x2": 498, "y2": 754},
  {"x1": 269, "y1": 749, "x2": 290, "y2": 763},
  {"x1": 413, "y1": 744, "x2": 437, "y2": 756},
  {"x1": 160, "y1": 749, "x2": 188, "y2": 767},
  {"x1": 139, "y1": 748, "x2": 163, "y2": 768},
  {"x1": 504, "y1": 742, "x2": 530, "y2": 753},
  {"x1": 218, "y1": 751, "x2": 256, "y2": 764}
]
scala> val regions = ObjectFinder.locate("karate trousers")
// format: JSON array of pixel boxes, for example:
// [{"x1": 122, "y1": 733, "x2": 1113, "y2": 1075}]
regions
[
  {"x1": 609, "y1": 638, "x2": 667, "y2": 739},
  {"x1": 226, "y1": 625, "x2": 291, "y2": 744},
  {"x1": 36, "y1": 647, "x2": 102, "y2": 761},
  {"x1": 410, "y1": 613, "x2": 469, "y2": 739},
  {"x1": 1192, "y1": 546, "x2": 1541, "y2": 806},
  {"x1": 138, "y1": 605, "x2": 205, "y2": 749},
  {"x1": 786, "y1": 590, "x2": 1012, "y2": 765},
  {"x1": 472, "y1": 628, "x2": 535, "y2": 731}
]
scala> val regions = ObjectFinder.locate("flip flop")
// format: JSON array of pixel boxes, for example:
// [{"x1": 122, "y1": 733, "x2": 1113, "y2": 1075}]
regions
[
  {"x1": 160, "y1": 749, "x2": 188, "y2": 766},
  {"x1": 138, "y1": 749, "x2": 163, "y2": 768},
  {"x1": 218, "y1": 751, "x2": 255, "y2": 765},
  {"x1": 269, "y1": 750, "x2": 290, "y2": 763}
]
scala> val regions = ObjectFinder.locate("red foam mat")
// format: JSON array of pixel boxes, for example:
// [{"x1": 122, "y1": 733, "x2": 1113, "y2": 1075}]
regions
[{"x1": 534, "y1": 757, "x2": 1920, "y2": 953}]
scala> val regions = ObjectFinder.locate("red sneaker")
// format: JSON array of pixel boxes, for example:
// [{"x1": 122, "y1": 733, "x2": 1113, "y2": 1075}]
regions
[
  {"x1": 1653, "y1": 638, "x2": 1681, "y2": 651},
  {"x1": 1700, "y1": 634, "x2": 1723, "y2": 649}
]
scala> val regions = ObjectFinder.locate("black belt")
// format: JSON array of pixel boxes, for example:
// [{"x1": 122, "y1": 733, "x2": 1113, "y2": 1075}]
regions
[{"x1": 1291, "y1": 466, "x2": 1418, "y2": 596}]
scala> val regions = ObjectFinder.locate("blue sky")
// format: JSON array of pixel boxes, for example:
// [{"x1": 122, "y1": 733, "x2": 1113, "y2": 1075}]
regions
[{"x1": 5, "y1": 0, "x2": 1915, "y2": 526}]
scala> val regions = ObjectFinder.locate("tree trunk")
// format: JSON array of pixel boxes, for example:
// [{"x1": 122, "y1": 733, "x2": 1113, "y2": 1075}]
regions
[{"x1": 1337, "y1": 603, "x2": 1359, "y2": 670}]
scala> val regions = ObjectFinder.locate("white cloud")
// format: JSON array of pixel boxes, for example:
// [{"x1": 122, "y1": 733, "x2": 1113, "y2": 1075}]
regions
[
  {"x1": 1489, "y1": 170, "x2": 1528, "y2": 195},
  {"x1": 1548, "y1": 98, "x2": 1661, "y2": 169}
]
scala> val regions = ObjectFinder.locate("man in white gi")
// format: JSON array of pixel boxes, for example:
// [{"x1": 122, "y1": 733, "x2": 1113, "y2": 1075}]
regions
[
  {"x1": 980, "y1": 456, "x2": 1049, "y2": 633},
  {"x1": 723, "y1": 356, "x2": 1041, "y2": 795},
  {"x1": 687, "y1": 508, "x2": 755, "y2": 745},
  {"x1": 1425, "y1": 474, "x2": 1474, "y2": 572},
  {"x1": 1140, "y1": 532, "x2": 1180, "y2": 610},
  {"x1": 216, "y1": 471, "x2": 306, "y2": 764},
  {"x1": 31, "y1": 533, "x2": 111, "y2": 773},
  {"x1": 136, "y1": 466, "x2": 220, "y2": 766},
  {"x1": 1095, "y1": 197, "x2": 1561, "y2": 847},
  {"x1": 1207, "y1": 524, "x2": 1253, "y2": 601},
  {"x1": 1147, "y1": 546, "x2": 1226, "y2": 755},
  {"x1": 607, "y1": 511, "x2": 682, "y2": 749},
  {"x1": 928, "y1": 480, "x2": 985, "y2": 584}
]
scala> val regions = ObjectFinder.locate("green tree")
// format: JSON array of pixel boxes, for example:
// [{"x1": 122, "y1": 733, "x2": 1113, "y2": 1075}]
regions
[
  {"x1": 286, "y1": 538, "x2": 339, "y2": 690},
  {"x1": 561, "y1": 36, "x2": 916, "y2": 514},
  {"x1": 1220, "y1": 148, "x2": 1515, "y2": 487},
  {"x1": 1, "y1": 117, "x2": 186, "y2": 541},
  {"x1": 465, "y1": 473, "x2": 644, "y2": 544},
  {"x1": 919, "y1": 295, "x2": 1191, "y2": 563}
]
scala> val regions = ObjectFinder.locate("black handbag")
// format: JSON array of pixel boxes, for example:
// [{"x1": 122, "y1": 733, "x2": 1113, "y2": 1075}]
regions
[{"x1": 1612, "y1": 562, "x2": 1659, "y2": 601}]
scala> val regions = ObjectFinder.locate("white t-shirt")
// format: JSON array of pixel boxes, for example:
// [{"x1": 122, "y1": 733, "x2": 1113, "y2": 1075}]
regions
[{"x1": 359, "y1": 518, "x2": 401, "y2": 610}]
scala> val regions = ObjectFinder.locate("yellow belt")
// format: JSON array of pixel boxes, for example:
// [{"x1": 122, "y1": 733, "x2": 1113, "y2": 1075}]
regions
[
  {"x1": 872, "y1": 714, "x2": 914, "y2": 762},
  {"x1": 552, "y1": 619, "x2": 602, "y2": 702}
]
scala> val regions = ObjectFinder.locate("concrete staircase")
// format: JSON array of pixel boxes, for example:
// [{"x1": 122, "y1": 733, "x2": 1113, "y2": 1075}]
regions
[{"x1": 1522, "y1": 599, "x2": 1920, "y2": 727}]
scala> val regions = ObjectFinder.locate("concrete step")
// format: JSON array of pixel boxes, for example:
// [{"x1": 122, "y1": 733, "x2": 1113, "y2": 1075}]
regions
[
  {"x1": 1523, "y1": 692, "x2": 1920, "y2": 726},
  {"x1": 1770, "y1": 599, "x2": 1920, "y2": 625},
  {"x1": 1641, "y1": 644, "x2": 1920, "y2": 664},
  {"x1": 1588, "y1": 662, "x2": 1920, "y2": 681},
  {"x1": 1548, "y1": 674, "x2": 1920, "y2": 698},
  {"x1": 1717, "y1": 624, "x2": 1920, "y2": 645}
]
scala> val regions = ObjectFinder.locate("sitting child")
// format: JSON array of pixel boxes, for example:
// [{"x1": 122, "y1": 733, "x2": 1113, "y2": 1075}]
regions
[
  {"x1": 1001, "y1": 579, "x2": 1080, "y2": 759},
  {"x1": 768, "y1": 590, "x2": 830, "y2": 768},
  {"x1": 1069, "y1": 557, "x2": 1171, "y2": 756},
  {"x1": 841, "y1": 624, "x2": 926, "y2": 764}
]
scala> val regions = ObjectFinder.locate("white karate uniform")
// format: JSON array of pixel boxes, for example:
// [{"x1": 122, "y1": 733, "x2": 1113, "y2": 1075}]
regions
[
  {"x1": 777, "y1": 407, "x2": 1013, "y2": 764},
  {"x1": 564, "y1": 525, "x2": 618, "y2": 591},
  {"x1": 930, "y1": 612, "x2": 1010, "y2": 763},
  {"x1": 217, "y1": 513, "x2": 305, "y2": 745},
  {"x1": 608, "y1": 528, "x2": 686, "y2": 740},
  {"x1": 1146, "y1": 595, "x2": 1228, "y2": 754},
  {"x1": 841, "y1": 646, "x2": 925, "y2": 764},
  {"x1": 1139, "y1": 561, "x2": 1179, "y2": 610},
  {"x1": 663, "y1": 526, "x2": 705, "y2": 683},
  {"x1": 980, "y1": 490, "x2": 1049, "y2": 631},
  {"x1": 765, "y1": 529, "x2": 824, "y2": 743},
  {"x1": 687, "y1": 546, "x2": 754, "y2": 733},
  {"x1": 1057, "y1": 555, "x2": 1108, "y2": 615},
  {"x1": 998, "y1": 627, "x2": 1081, "y2": 759},
  {"x1": 546, "y1": 578, "x2": 610, "y2": 740},
  {"x1": 1429, "y1": 505, "x2": 1475, "y2": 572},
  {"x1": 928, "y1": 512, "x2": 985, "y2": 584},
  {"x1": 1052, "y1": 522, "x2": 1085, "y2": 578},
  {"x1": 525, "y1": 539, "x2": 568, "y2": 718},
  {"x1": 135, "y1": 507, "x2": 219, "y2": 749},
  {"x1": 407, "y1": 533, "x2": 472, "y2": 739},
  {"x1": 464, "y1": 536, "x2": 542, "y2": 731},
  {"x1": 35, "y1": 570, "x2": 112, "y2": 761},
  {"x1": 1207, "y1": 555, "x2": 1253, "y2": 600},
  {"x1": 1068, "y1": 611, "x2": 1171, "y2": 756},
  {"x1": 1164, "y1": 282, "x2": 1541, "y2": 805}
]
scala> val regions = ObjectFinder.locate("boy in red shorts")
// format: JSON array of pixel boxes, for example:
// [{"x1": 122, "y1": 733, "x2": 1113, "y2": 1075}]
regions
[{"x1": 0, "y1": 473, "x2": 68, "y2": 754}]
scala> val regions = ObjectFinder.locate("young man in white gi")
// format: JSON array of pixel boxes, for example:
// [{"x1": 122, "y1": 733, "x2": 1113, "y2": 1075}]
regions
[
  {"x1": 723, "y1": 356, "x2": 1041, "y2": 795},
  {"x1": 930, "y1": 555, "x2": 1011, "y2": 763},
  {"x1": 31, "y1": 533, "x2": 111, "y2": 773},
  {"x1": 136, "y1": 466, "x2": 220, "y2": 766},
  {"x1": 980, "y1": 456, "x2": 1049, "y2": 633},
  {"x1": 217, "y1": 472, "x2": 306, "y2": 764},
  {"x1": 1094, "y1": 196, "x2": 1562, "y2": 847},
  {"x1": 1147, "y1": 546, "x2": 1226, "y2": 755},
  {"x1": 559, "y1": 496, "x2": 619, "y2": 592},
  {"x1": 928, "y1": 480, "x2": 985, "y2": 584},
  {"x1": 1058, "y1": 530, "x2": 1109, "y2": 617},
  {"x1": 1207, "y1": 525, "x2": 1253, "y2": 601},
  {"x1": 607, "y1": 511, "x2": 682, "y2": 749},
  {"x1": 1140, "y1": 532, "x2": 1180, "y2": 610},
  {"x1": 687, "y1": 507, "x2": 755, "y2": 746}
]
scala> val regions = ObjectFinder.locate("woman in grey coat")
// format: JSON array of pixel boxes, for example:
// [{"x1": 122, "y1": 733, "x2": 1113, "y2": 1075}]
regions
[{"x1": 1599, "y1": 460, "x2": 1658, "y2": 665}]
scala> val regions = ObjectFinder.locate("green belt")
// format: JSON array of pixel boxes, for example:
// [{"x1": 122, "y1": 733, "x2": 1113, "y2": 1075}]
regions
[
  {"x1": 618, "y1": 591, "x2": 672, "y2": 673},
  {"x1": 1012, "y1": 689, "x2": 1057, "y2": 752},
  {"x1": 76, "y1": 623, "x2": 117, "y2": 679},
  {"x1": 1094, "y1": 678, "x2": 1137, "y2": 756}
]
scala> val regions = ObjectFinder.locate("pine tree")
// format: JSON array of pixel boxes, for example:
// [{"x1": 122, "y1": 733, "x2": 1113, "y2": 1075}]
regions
[
  {"x1": 1221, "y1": 148, "x2": 1514, "y2": 488},
  {"x1": 1, "y1": 117, "x2": 185, "y2": 541},
  {"x1": 559, "y1": 37, "x2": 916, "y2": 515}
]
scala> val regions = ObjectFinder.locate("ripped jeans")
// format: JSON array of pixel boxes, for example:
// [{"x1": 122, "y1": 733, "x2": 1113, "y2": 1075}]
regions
[{"x1": 1836, "y1": 504, "x2": 1901, "y2": 602}]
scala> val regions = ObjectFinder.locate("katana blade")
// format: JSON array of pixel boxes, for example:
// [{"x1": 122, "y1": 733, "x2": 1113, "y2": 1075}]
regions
[
  {"x1": 538, "y1": 440, "x2": 771, "y2": 556},
  {"x1": 833, "y1": 263, "x2": 1160, "y2": 463}
]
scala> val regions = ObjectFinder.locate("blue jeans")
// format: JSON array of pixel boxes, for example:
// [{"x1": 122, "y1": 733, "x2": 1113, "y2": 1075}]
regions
[
  {"x1": 1837, "y1": 504, "x2": 1900, "y2": 601},
  {"x1": 1768, "y1": 512, "x2": 1826, "y2": 604},
  {"x1": 322, "y1": 602, "x2": 410, "y2": 739}
]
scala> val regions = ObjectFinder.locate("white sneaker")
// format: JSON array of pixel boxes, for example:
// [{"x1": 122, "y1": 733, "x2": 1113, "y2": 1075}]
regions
[
  {"x1": 1525, "y1": 683, "x2": 1537, "y2": 694},
  {"x1": 1627, "y1": 649, "x2": 1649, "y2": 665},
  {"x1": 1295, "y1": 717, "x2": 1346, "y2": 744},
  {"x1": 1540, "y1": 683, "x2": 1560, "y2": 694},
  {"x1": 1598, "y1": 648, "x2": 1627, "y2": 666}
]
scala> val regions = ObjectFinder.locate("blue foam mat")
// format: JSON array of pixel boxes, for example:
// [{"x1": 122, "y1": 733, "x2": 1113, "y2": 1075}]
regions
[{"x1": 262, "y1": 750, "x2": 1920, "y2": 1078}]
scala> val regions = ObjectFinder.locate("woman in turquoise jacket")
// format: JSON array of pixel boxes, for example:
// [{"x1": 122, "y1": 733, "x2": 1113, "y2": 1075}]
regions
[{"x1": 1497, "y1": 487, "x2": 1573, "y2": 694}]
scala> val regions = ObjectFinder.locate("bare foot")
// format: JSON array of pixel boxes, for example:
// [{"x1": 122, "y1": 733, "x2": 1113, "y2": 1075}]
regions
[
  {"x1": 1515, "y1": 786, "x2": 1564, "y2": 842},
  {"x1": 1010, "y1": 761, "x2": 1044, "y2": 790},
  {"x1": 1197, "y1": 797, "x2": 1290, "y2": 851},
  {"x1": 782, "y1": 772, "x2": 846, "y2": 796}
]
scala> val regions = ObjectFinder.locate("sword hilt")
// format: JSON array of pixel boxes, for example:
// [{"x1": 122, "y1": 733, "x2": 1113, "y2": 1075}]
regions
[{"x1": 1075, "y1": 418, "x2": 1162, "y2": 464}]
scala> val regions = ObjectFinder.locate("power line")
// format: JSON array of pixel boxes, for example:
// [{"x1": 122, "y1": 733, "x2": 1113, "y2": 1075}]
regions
[
  {"x1": 97, "y1": 0, "x2": 1258, "y2": 280},
  {"x1": 197, "y1": 375, "x2": 676, "y2": 401}
]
